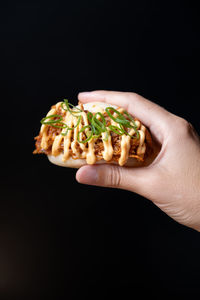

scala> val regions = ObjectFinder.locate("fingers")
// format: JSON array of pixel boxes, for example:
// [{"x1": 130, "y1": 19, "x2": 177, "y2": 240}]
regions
[
  {"x1": 78, "y1": 90, "x2": 174, "y2": 143},
  {"x1": 76, "y1": 164, "x2": 158, "y2": 199}
]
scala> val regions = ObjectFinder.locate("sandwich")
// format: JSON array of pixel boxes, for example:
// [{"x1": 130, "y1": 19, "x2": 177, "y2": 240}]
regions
[{"x1": 33, "y1": 99, "x2": 155, "y2": 168}]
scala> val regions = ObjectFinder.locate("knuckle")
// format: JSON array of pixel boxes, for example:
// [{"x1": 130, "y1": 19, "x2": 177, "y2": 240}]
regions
[
  {"x1": 173, "y1": 116, "x2": 192, "y2": 137},
  {"x1": 188, "y1": 121, "x2": 195, "y2": 131},
  {"x1": 109, "y1": 166, "x2": 122, "y2": 187},
  {"x1": 177, "y1": 116, "x2": 189, "y2": 127},
  {"x1": 125, "y1": 91, "x2": 138, "y2": 99}
]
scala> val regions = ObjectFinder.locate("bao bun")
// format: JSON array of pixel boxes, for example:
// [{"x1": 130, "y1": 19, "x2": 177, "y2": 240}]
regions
[{"x1": 47, "y1": 102, "x2": 157, "y2": 168}]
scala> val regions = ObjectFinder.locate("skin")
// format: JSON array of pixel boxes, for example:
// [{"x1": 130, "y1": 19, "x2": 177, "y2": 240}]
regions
[{"x1": 76, "y1": 91, "x2": 200, "y2": 232}]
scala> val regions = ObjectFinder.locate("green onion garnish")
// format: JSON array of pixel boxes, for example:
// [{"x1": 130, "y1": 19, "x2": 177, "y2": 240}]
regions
[
  {"x1": 41, "y1": 114, "x2": 63, "y2": 123},
  {"x1": 40, "y1": 114, "x2": 68, "y2": 129},
  {"x1": 92, "y1": 114, "x2": 106, "y2": 132},
  {"x1": 77, "y1": 125, "x2": 93, "y2": 143},
  {"x1": 123, "y1": 111, "x2": 138, "y2": 128},
  {"x1": 105, "y1": 107, "x2": 139, "y2": 138},
  {"x1": 61, "y1": 99, "x2": 83, "y2": 116},
  {"x1": 108, "y1": 125, "x2": 124, "y2": 135},
  {"x1": 87, "y1": 112, "x2": 102, "y2": 137},
  {"x1": 87, "y1": 111, "x2": 109, "y2": 141},
  {"x1": 105, "y1": 107, "x2": 127, "y2": 124},
  {"x1": 40, "y1": 100, "x2": 140, "y2": 143}
]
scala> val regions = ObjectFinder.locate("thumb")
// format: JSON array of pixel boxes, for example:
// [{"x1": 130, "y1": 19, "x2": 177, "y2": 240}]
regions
[{"x1": 76, "y1": 164, "x2": 157, "y2": 197}]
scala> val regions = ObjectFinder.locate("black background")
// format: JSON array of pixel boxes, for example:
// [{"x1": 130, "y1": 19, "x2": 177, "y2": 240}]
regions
[{"x1": 0, "y1": 0, "x2": 200, "y2": 299}]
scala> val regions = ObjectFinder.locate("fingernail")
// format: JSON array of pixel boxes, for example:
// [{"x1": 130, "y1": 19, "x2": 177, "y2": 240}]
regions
[
  {"x1": 78, "y1": 91, "x2": 104, "y2": 100},
  {"x1": 77, "y1": 166, "x2": 98, "y2": 185}
]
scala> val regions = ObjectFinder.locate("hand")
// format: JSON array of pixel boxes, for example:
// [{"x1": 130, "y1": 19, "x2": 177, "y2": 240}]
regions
[{"x1": 76, "y1": 91, "x2": 200, "y2": 232}]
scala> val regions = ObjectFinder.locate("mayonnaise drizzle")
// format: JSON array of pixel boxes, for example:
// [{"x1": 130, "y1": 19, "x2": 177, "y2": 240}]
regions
[{"x1": 39, "y1": 102, "x2": 146, "y2": 165}]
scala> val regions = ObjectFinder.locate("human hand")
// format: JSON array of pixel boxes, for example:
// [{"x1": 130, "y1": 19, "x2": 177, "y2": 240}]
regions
[{"x1": 76, "y1": 91, "x2": 200, "y2": 232}]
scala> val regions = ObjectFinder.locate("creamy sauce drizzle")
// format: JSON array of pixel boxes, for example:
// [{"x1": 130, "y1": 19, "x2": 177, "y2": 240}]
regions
[{"x1": 40, "y1": 102, "x2": 146, "y2": 166}]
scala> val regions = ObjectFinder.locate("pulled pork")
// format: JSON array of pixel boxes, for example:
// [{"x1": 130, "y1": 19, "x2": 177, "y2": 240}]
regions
[{"x1": 33, "y1": 104, "x2": 152, "y2": 162}]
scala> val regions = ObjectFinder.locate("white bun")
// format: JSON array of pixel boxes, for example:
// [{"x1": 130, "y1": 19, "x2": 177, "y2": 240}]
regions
[
  {"x1": 48, "y1": 154, "x2": 146, "y2": 169},
  {"x1": 47, "y1": 102, "x2": 156, "y2": 168}
]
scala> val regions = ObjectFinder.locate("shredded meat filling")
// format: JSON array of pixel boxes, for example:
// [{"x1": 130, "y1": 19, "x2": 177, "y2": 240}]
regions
[
  {"x1": 34, "y1": 128, "x2": 144, "y2": 160},
  {"x1": 33, "y1": 104, "x2": 151, "y2": 162}
]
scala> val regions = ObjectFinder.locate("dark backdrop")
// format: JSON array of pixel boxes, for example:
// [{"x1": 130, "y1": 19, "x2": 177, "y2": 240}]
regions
[{"x1": 0, "y1": 1, "x2": 200, "y2": 299}]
